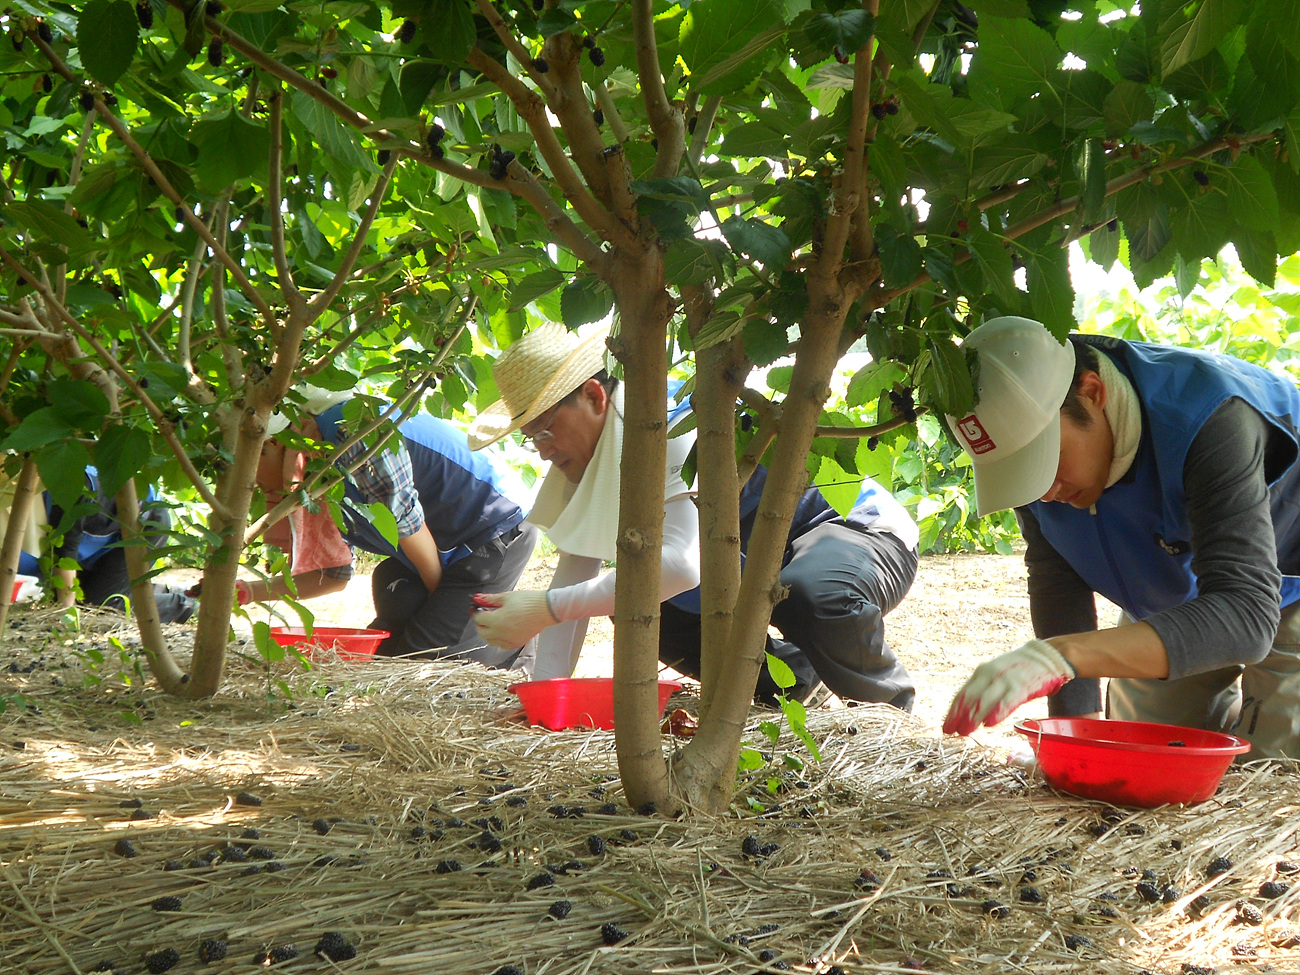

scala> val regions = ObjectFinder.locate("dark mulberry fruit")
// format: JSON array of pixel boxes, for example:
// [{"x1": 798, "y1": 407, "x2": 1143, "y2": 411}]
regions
[
  {"x1": 507, "y1": 795, "x2": 527, "y2": 807},
  {"x1": 1207, "y1": 856, "x2": 1233, "y2": 878},
  {"x1": 1135, "y1": 881, "x2": 1161, "y2": 903},
  {"x1": 548, "y1": 899, "x2": 572, "y2": 919},
  {"x1": 758, "y1": 949, "x2": 776, "y2": 961},
  {"x1": 1260, "y1": 880, "x2": 1290, "y2": 898},
  {"x1": 152, "y1": 895, "x2": 183, "y2": 912},
  {"x1": 235, "y1": 791, "x2": 262, "y2": 806},
  {"x1": 79, "y1": 91, "x2": 96, "y2": 111},
  {"x1": 1064, "y1": 934, "x2": 1092, "y2": 950},
  {"x1": 885, "y1": 99, "x2": 900, "y2": 115},
  {"x1": 479, "y1": 831, "x2": 502, "y2": 853},
  {"x1": 587, "y1": 835, "x2": 606, "y2": 856},
  {"x1": 240, "y1": 828, "x2": 260, "y2": 840},
  {"x1": 600, "y1": 921, "x2": 628, "y2": 944},
  {"x1": 1180, "y1": 966, "x2": 1214, "y2": 975},
  {"x1": 41, "y1": 74, "x2": 52, "y2": 93},
  {"x1": 267, "y1": 944, "x2": 298, "y2": 963},
  {"x1": 223, "y1": 846, "x2": 248, "y2": 862},
  {"x1": 163, "y1": 860, "x2": 184, "y2": 871},
  {"x1": 313, "y1": 818, "x2": 332, "y2": 835},
  {"x1": 398, "y1": 20, "x2": 417, "y2": 44},
  {"x1": 754, "y1": 922, "x2": 779, "y2": 934},
  {"x1": 981, "y1": 899, "x2": 1010, "y2": 919},
  {"x1": 875, "y1": 847, "x2": 891, "y2": 861},
  {"x1": 533, "y1": 0, "x2": 544, "y2": 8},
  {"x1": 597, "y1": 802, "x2": 617, "y2": 815},
  {"x1": 593, "y1": 109, "x2": 604, "y2": 127},
  {"x1": 411, "y1": 826, "x2": 427, "y2": 839},
  {"x1": 207, "y1": 39, "x2": 223, "y2": 67},
  {"x1": 265, "y1": 861, "x2": 285, "y2": 872},
  {"x1": 589, "y1": 47, "x2": 605, "y2": 67},
  {"x1": 1019, "y1": 886, "x2": 1043, "y2": 903},
  {"x1": 489, "y1": 816, "x2": 504, "y2": 831},
  {"x1": 759, "y1": 843, "x2": 780, "y2": 857},
  {"x1": 493, "y1": 967, "x2": 523, "y2": 975},
  {"x1": 548, "y1": 804, "x2": 569, "y2": 818},
  {"x1": 533, "y1": 58, "x2": 549, "y2": 73},
  {"x1": 687, "y1": 116, "x2": 697, "y2": 134},
  {"x1": 1192, "y1": 170, "x2": 1210, "y2": 186},
  {"x1": 854, "y1": 869, "x2": 880, "y2": 890},
  {"x1": 526, "y1": 871, "x2": 554, "y2": 890},
  {"x1": 1107, "y1": 218, "x2": 1119, "y2": 232},
  {"x1": 1235, "y1": 900, "x2": 1264, "y2": 925},
  {"x1": 867, "y1": 435, "x2": 879, "y2": 451},
  {"x1": 1162, "y1": 885, "x2": 1180, "y2": 903},
  {"x1": 1189, "y1": 893, "x2": 1211, "y2": 915},
  {"x1": 742, "y1": 836, "x2": 762, "y2": 856},
  {"x1": 436, "y1": 860, "x2": 462, "y2": 874},
  {"x1": 113, "y1": 838, "x2": 138, "y2": 858},
  {"x1": 104, "y1": 92, "x2": 118, "y2": 107},
  {"x1": 206, "y1": 1, "x2": 224, "y2": 13},
  {"x1": 135, "y1": 2, "x2": 155, "y2": 29},
  {"x1": 145, "y1": 949, "x2": 180, "y2": 973},
  {"x1": 429, "y1": 142, "x2": 445, "y2": 161},
  {"x1": 248, "y1": 846, "x2": 276, "y2": 860},
  {"x1": 314, "y1": 932, "x2": 355, "y2": 961},
  {"x1": 871, "y1": 103, "x2": 887, "y2": 120},
  {"x1": 377, "y1": 149, "x2": 391, "y2": 165},
  {"x1": 242, "y1": 864, "x2": 265, "y2": 876},
  {"x1": 1277, "y1": 859, "x2": 1300, "y2": 874},
  {"x1": 37, "y1": 22, "x2": 54, "y2": 43},
  {"x1": 198, "y1": 939, "x2": 227, "y2": 962}
]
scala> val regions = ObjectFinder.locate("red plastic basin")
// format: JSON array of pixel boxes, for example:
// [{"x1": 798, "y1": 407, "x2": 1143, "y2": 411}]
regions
[
  {"x1": 1014, "y1": 717, "x2": 1250, "y2": 808},
  {"x1": 509, "y1": 677, "x2": 682, "y2": 731},
  {"x1": 268, "y1": 626, "x2": 389, "y2": 662}
]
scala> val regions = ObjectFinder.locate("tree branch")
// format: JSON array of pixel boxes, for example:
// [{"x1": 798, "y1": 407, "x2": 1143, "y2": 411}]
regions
[
  {"x1": 267, "y1": 89, "x2": 302, "y2": 312},
  {"x1": 687, "y1": 95, "x2": 721, "y2": 170},
  {"x1": 468, "y1": 47, "x2": 629, "y2": 246},
  {"x1": 473, "y1": 0, "x2": 559, "y2": 99},
  {"x1": 596, "y1": 81, "x2": 631, "y2": 144},
  {"x1": 505, "y1": 159, "x2": 610, "y2": 270},
  {"x1": 633, "y1": 0, "x2": 685, "y2": 178},
  {"x1": 306, "y1": 152, "x2": 398, "y2": 318},
  {"x1": 813, "y1": 409, "x2": 926, "y2": 438}
]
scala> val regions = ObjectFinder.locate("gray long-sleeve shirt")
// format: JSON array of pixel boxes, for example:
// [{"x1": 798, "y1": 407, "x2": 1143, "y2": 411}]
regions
[{"x1": 1017, "y1": 397, "x2": 1284, "y2": 715}]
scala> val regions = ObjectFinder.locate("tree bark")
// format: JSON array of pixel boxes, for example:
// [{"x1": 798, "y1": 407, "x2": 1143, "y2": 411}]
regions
[
  {"x1": 0, "y1": 456, "x2": 40, "y2": 635},
  {"x1": 609, "y1": 245, "x2": 675, "y2": 812}
]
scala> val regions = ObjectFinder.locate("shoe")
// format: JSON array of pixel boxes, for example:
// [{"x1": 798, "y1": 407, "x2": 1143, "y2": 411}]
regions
[{"x1": 755, "y1": 680, "x2": 833, "y2": 710}]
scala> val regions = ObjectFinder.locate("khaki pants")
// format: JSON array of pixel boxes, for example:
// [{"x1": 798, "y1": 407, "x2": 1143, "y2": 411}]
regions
[{"x1": 1107, "y1": 602, "x2": 1300, "y2": 760}]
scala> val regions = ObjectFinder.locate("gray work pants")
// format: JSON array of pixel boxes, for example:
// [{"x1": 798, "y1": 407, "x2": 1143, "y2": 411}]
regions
[{"x1": 1107, "y1": 602, "x2": 1300, "y2": 760}]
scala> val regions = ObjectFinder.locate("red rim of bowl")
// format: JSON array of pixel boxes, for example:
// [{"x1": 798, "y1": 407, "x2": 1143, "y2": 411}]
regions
[{"x1": 1013, "y1": 717, "x2": 1251, "y2": 757}]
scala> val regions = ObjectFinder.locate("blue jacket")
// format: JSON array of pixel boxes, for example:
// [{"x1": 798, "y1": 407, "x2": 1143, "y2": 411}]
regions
[
  {"x1": 315, "y1": 403, "x2": 524, "y2": 569},
  {"x1": 1029, "y1": 335, "x2": 1300, "y2": 620}
]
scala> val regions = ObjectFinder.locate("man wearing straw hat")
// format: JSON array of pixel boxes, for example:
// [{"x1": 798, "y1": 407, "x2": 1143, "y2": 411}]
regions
[
  {"x1": 468, "y1": 322, "x2": 919, "y2": 708},
  {"x1": 942, "y1": 316, "x2": 1300, "y2": 759},
  {"x1": 253, "y1": 387, "x2": 537, "y2": 665}
]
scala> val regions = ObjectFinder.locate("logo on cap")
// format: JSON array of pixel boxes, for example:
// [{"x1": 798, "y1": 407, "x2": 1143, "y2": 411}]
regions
[{"x1": 957, "y1": 415, "x2": 996, "y2": 455}]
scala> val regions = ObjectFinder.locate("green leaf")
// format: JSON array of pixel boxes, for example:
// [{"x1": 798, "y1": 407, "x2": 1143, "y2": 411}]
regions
[
  {"x1": 1172, "y1": 187, "x2": 1230, "y2": 262},
  {"x1": 1161, "y1": 0, "x2": 1244, "y2": 77},
  {"x1": 1086, "y1": 221, "x2": 1121, "y2": 271},
  {"x1": 1173, "y1": 252, "x2": 1200, "y2": 299},
  {"x1": 966, "y1": 227, "x2": 1019, "y2": 308},
  {"x1": 664, "y1": 239, "x2": 734, "y2": 287},
  {"x1": 77, "y1": 0, "x2": 139, "y2": 87},
  {"x1": 804, "y1": 10, "x2": 876, "y2": 55},
  {"x1": 0, "y1": 408, "x2": 75, "y2": 452},
  {"x1": 289, "y1": 90, "x2": 373, "y2": 172},
  {"x1": 560, "y1": 278, "x2": 615, "y2": 327},
  {"x1": 5, "y1": 200, "x2": 97, "y2": 257},
  {"x1": 967, "y1": 138, "x2": 1051, "y2": 190},
  {"x1": 47, "y1": 379, "x2": 110, "y2": 430},
  {"x1": 367, "y1": 502, "x2": 400, "y2": 551},
  {"x1": 765, "y1": 651, "x2": 798, "y2": 690},
  {"x1": 94, "y1": 424, "x2": 150, "y2": 497},
  {"x1": 1025, "y1": 245, "x2": 1075, "y2": 337},
  {"x1": 424, "y1": 0, "x2": 476, "y2": 62},
  {"x1": 876, "y1": 227, "x2": 924, "y2": 289},
  {"x1": 846, "y1": 360, "x2": 906, "y2": 409},
  {"x1": 812, "y1": 455, "x2": 859, "y2": 517},
  {"x1": 1223, "y1": 156, "x2": 1280, "y2": 233},
  {"x1": 253, "y1": 620, "x2": 286, "y2": 663},
  {"x1": 1231, "y1": 225, "x2": 1278, "y2": 288},
  {"x1": 1075, "y1": 138, "x2": 1108, "y2": 226},
  {"x1": 743, "y1": 318, "x2": 789, "y2": 366},
  {"x1": 680, "y1": 0, "x2": 786, "y2": 94},
  {"x1": 969, "y1": 17, "x2": 1062, "y2": 104},
  {"x1": 738, "y1": 748, "x2": 765, "y2": 771},
  {"x1": 1123, "y1": 196, "x2": 1172, "y2": 264},
  {"x1": 924, "y1": 336, "x2": 976, "y2": 417},
  {"x1": 967, "y1": 0, "x2": 1031, "y2": 15},
  {"x1": 36, "y1": 441, "x2": 93, "y2": 513},
  {"x1": 509, "y1": 269, "x2": 565, "y2": 312},
  {"x1": 1102, "y1": 79, "x2": 1155, "y2": 138},
  {"x1": 693, "y1": 309, "x2": 745, "y2": 352},
  {"x1": 190, "y1": 109, "x2": 272, "y2": 190},
  {"x1": 536, "y1": 7, "x2": 577, "y2": 37},
  {"x1": 720, "y1": 216, "x2": 792, "y2": 270}
]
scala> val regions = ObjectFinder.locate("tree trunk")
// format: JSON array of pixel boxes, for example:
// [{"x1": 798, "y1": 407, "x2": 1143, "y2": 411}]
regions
[
  {"x1": 610, "y1": 245, "x2": 675, "y2": 812},
  {"x1": 0, "y1": 456, "x2": 40, "y2": 635},
  {"x1": 673, "y1": 288, "x2": 850, "y2": 813}
]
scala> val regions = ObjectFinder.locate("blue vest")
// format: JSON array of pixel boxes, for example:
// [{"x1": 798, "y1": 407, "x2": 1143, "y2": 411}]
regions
[
  {"x1": 21, "y1": 467, "x2": 159, "y2": 576},
  {"x1": 1029, "y1": 336, "x2": 1300, "y2": 620},
  {"x1": 315, "y1": 403, "x2": 524, "y2": 568}
]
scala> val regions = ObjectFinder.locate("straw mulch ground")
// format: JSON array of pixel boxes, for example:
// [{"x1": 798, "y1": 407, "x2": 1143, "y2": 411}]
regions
[{"x1": 2, "y1": 607, "x2": 1299, "y2": 975}]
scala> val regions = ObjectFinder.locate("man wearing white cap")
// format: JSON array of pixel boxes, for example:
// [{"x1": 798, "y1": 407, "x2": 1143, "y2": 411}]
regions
[
  {"x1": 468, "y1": 322, "x2": 919, "y2": 708},
  {"x1": 254, "y1": 389, "x2": 536, "y2": 665},
  {"x1": 943, "y1": 316, "x2": 1300, "y2": 759}
]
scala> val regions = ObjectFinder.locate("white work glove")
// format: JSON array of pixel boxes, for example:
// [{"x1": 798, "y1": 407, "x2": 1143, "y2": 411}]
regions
[
  {"x1": 943, "y1": 639, "x2": 1076, "y2": 736},
  {"x1": 472, "y1": 590, "x2": 558, "y2": 649}
]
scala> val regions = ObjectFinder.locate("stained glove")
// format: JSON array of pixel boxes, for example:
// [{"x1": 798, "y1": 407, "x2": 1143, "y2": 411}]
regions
[
  {"x1": 943, "y1": 639, "x2": 1075, "y2": 736},
  {"x1": 472, "y1": 590, "x2": 558, "y2": 649},
  {"x1": 185, "y1": 580, "x2": 252, "y2": 605}
]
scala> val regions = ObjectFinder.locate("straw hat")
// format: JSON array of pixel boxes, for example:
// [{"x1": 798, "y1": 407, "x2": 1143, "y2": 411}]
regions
[{"x1": 468, "y1": 322, "x2": 610, "y2": 449}]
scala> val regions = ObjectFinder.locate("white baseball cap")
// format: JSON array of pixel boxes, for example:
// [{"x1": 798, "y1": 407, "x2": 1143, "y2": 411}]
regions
[{"x1": 946, "y1": 316, "x2": 1076, "y2": 517}]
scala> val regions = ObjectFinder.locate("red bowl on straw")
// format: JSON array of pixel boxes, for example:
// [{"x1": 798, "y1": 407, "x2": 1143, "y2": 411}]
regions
[
  {"x1": 268, "y1": 626, "x2": 389, "y2": 662},
  {"x1": 509, "y1": 677, "x2": 682, "y2": 731},
  {"x1": 1014, "y1": 717, "x2": 1250, "y2": 807}
]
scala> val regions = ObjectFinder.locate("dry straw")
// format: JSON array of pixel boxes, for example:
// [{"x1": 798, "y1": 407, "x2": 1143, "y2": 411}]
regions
[{"x1": 1, "y1": 608, "x2": 1298, "y2": 974}]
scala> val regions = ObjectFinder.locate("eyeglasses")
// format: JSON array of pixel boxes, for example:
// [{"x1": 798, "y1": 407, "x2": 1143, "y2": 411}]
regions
[{"x1": 519, "y1": 403, "x2": 562, "y2": 452}]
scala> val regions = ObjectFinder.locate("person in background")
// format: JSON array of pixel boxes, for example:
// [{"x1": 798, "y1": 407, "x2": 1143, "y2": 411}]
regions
[
  {"x1": 15, "y1": 466, "x2": 194, "y2": 623},
  {"x1": 468, "y1": 322, "x2": 919, "y2": 709},
  {"x1": 942, "y1": 316, "x2": 1300, "y2": 759},
  {"x1": 252, "y1": 388, "x2": 537, "y2": 667}
]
